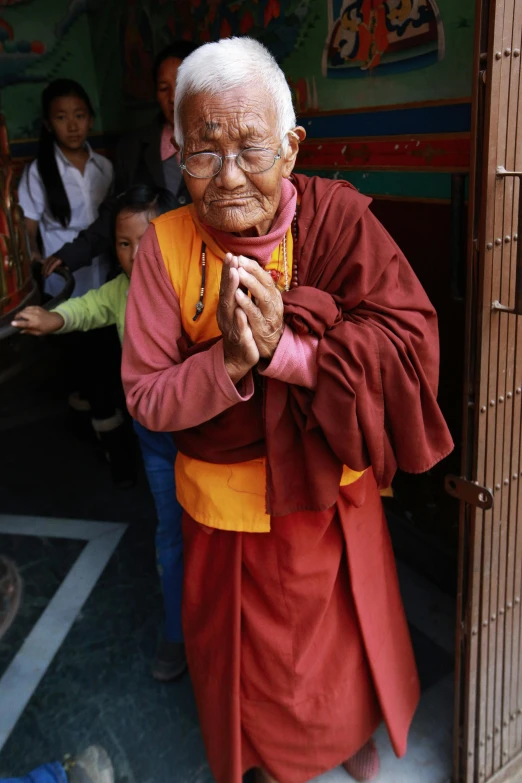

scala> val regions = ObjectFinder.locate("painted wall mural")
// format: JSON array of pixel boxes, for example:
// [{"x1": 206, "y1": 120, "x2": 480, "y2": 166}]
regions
[
  {"x1": 119, "y1": 0, "x2": 154, "y2": 104},
  {"x1": 87, "y1": 0, "x2": 474, "y2": 135},
  {"x1": 283, "y1": 0, "x2": 473, "y2": 112},
  {"x1": 0, "y1": 0, "x2": 101, "y2": 140},
  {"x1": 117, "y1": 0, "x2": 316, "y2": 106},
  {"x1": 323, "y1": 0, "x2": 445, "y2": 77},
  {"x1": 3, "y1": 0, "x2": 475, "y2": 203},
  {"x1": 88, "y1": 0, "x2": 321, "y2": 131},
  {"x1": 0, "y1": 7, "x2": 47, "y2": 91},
  {"x1": 0, "y1": 0, "x2": 95, "y2": 89}
]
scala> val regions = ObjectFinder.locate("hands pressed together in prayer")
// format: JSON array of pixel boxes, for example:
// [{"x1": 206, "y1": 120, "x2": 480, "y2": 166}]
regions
[{"x1": 217, "y1": 253, "x2": 284, "y2": 385}]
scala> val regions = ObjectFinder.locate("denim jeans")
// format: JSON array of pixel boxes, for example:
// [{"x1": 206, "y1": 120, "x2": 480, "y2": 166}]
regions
[
  {"x1": 133, "y1": 420, "x2": 184, "y2": 642},
  {"x1": 1, "y1": 762, "x2": 68, "y2": 783}
]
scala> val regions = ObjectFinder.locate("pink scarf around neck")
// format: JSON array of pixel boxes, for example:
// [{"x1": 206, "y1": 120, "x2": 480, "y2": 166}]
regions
[{"x1": 201, "y1": 177, "x2": 297, "y2": 267}]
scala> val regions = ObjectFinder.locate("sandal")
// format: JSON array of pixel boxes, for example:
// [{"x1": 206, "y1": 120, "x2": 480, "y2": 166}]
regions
[{"x1": 342, "y1": 738, "x2": 380, "y2": 782}]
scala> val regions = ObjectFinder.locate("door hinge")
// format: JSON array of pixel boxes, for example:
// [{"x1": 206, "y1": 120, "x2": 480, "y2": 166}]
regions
[{"x1": 445, "y1": 475, "x2": 494, "y2": 509}]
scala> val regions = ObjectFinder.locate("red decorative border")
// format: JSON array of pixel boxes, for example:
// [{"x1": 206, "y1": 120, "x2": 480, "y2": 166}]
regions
[
  {"x1": 297, "y1": 134, "x2": 470, "y2": 172},
  {"x1": 10, "y1": 137, "x2": 470, "y2": 184}
]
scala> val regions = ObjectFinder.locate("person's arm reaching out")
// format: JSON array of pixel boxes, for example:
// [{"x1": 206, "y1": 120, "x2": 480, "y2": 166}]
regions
[{"x1": 47, "y1": 196, "x2": 116, "y2": 275}]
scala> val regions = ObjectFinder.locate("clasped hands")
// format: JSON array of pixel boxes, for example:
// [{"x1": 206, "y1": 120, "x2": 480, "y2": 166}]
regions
[{"x1": 217, "y1": 253, "x2": 284, "y2": 385}]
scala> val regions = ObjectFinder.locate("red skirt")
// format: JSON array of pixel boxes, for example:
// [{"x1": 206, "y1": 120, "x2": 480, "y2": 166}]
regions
[{"x1": 182, "y1": 470, "x2": 419, "y2": 783}]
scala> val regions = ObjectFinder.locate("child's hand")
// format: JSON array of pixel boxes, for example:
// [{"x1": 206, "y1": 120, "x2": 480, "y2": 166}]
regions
[
  {"x1": 11, "y1": 307, "x2": 65, "y2": 336},
  {"x1": 42, "y1": 255, "x2": 63, "y2": 278}
]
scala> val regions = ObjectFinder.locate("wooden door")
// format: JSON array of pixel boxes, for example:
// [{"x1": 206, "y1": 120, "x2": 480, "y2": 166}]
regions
[{"x1": 453, "y1": 0, "x2": 522, "y2": 781}]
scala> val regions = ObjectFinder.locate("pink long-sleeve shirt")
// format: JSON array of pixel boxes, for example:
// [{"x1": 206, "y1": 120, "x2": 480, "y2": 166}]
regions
[{"x1": 122, "y1": 224, "x2": 318, "y2": 434}]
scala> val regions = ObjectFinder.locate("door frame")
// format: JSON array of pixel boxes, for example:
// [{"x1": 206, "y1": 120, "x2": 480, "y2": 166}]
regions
[{"x1": 455, "y1": 0, "x2": 522, "y2": 781}]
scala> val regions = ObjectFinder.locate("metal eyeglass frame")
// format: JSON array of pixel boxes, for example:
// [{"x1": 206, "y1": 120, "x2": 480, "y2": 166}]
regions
[{"x1": 180, "y1": 147, "x2": 282, "y2": 179}]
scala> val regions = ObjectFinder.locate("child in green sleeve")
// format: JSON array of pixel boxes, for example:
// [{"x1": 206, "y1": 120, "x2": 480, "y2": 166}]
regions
[{"x1": 13, "y1": 185, "x2": 188, "y2": 682}]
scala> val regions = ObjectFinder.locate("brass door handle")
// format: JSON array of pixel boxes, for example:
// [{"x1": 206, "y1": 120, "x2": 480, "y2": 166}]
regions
[{"x1": 492, "y1": 166, "x2": 522, "y2": 314}]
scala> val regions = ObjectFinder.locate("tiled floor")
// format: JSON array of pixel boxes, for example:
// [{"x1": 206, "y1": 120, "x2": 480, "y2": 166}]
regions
[
  {"x1": 0, "y1": 513, "x2": 211, "y2": 783},
  {"x1": 0, "y1": 532, "x2": 85, "y2": 675},
  {"x1": 0, "y1": 511, "x2": 455, "y2": 783},
  {"x1": 0, "y1": 352, "x2": 456, "y2": 783}
]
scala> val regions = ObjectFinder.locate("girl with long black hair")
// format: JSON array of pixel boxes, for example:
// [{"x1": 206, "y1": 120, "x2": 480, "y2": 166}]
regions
[
  {"x1": 41, "y1": 41, "x2": 198, "y2": 280},
  {"x1": 17, "y1": 80, "x2": 134, "y2": 485},
  {"x1": 18, "y1": 78, "x2": 113, "y2": 299}
]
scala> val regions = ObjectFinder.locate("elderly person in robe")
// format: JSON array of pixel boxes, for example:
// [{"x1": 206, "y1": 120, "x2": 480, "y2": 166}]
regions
[{"x1": 122, "y1": 37, "x2": 453, "y2": 783}]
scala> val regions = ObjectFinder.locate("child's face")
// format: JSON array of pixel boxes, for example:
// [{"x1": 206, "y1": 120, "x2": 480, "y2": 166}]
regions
[
  {"x1": 115, "y1": 210, "x2": 151, "y2": 278},
  {"x1": 47, "y1": 95, "x2": 93, "y2": 152}
]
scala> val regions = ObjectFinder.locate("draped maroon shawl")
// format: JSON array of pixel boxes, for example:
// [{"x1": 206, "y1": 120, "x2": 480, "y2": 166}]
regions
[{"x1": 174, "y1": 174, "x2": 454, "y2": 516}]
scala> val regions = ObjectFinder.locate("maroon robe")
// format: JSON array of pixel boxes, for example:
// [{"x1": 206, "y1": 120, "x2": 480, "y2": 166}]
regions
[
  {"x1": 173, "y1": 175, "x2": 453, "y2": 515},
  {"x1": 123, "y1": 175, "x2": 453, "y2": 783}
]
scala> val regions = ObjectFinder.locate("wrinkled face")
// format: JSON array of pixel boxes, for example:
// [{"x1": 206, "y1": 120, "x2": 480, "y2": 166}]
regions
[
  {"x1": 47, "y1": 95, "x2": 93, "y2": 152},
  {"x1": 180, "y1": 85, "x2": 301, "y2": 236},
  {"x1": 115, "y1": 209, "x2": 151, "y2": 278},
  {"x1": 156, "y1": 57, "x2": 182, "y2": 126}
]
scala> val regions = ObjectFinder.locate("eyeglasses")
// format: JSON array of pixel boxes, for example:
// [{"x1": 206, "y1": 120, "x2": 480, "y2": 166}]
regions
[{"x1": 180, "y1": 147, "x2": 282, "y2": 179}]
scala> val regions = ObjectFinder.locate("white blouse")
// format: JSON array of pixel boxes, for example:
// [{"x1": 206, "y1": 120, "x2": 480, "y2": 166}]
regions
[{"x1": 18, "y1": 143, "x2": 113, "y2": 298}]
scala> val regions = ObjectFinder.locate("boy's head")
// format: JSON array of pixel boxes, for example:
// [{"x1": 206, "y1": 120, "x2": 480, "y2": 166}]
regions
[{"x1": 114, "y1": 185, "x2": 177, "y2": 277}]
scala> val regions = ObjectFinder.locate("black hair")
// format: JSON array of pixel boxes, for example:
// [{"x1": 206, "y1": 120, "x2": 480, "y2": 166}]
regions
[
  {"x1": 153, "y1": 41, "x2": 199, "y2": 85},
  {"x1": 114, "y1": 184, "x2": 177, "y2": 224},
  {"x1": 37, "y1": 79, "x2": 95, "y2": 228}
]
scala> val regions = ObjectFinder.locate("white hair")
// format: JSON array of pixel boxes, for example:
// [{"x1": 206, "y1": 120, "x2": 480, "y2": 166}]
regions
[{"x1": 174, "y1": 37, "x2": 296, "y2": 151}]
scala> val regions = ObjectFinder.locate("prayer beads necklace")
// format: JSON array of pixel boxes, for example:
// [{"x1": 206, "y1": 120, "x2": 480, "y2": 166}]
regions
[
  {"x1": 193, "y1": 209, "x2": 299, "y2": 322},
  {"x1": 291, "y1": 207, "x2": 299, "y2": 289},
  {"x1": 268, "y1": 232, "x2": 289, "y2": 291},
  {"x1": 193, "y1": 243, "x2": 207, "y2": 321}
]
